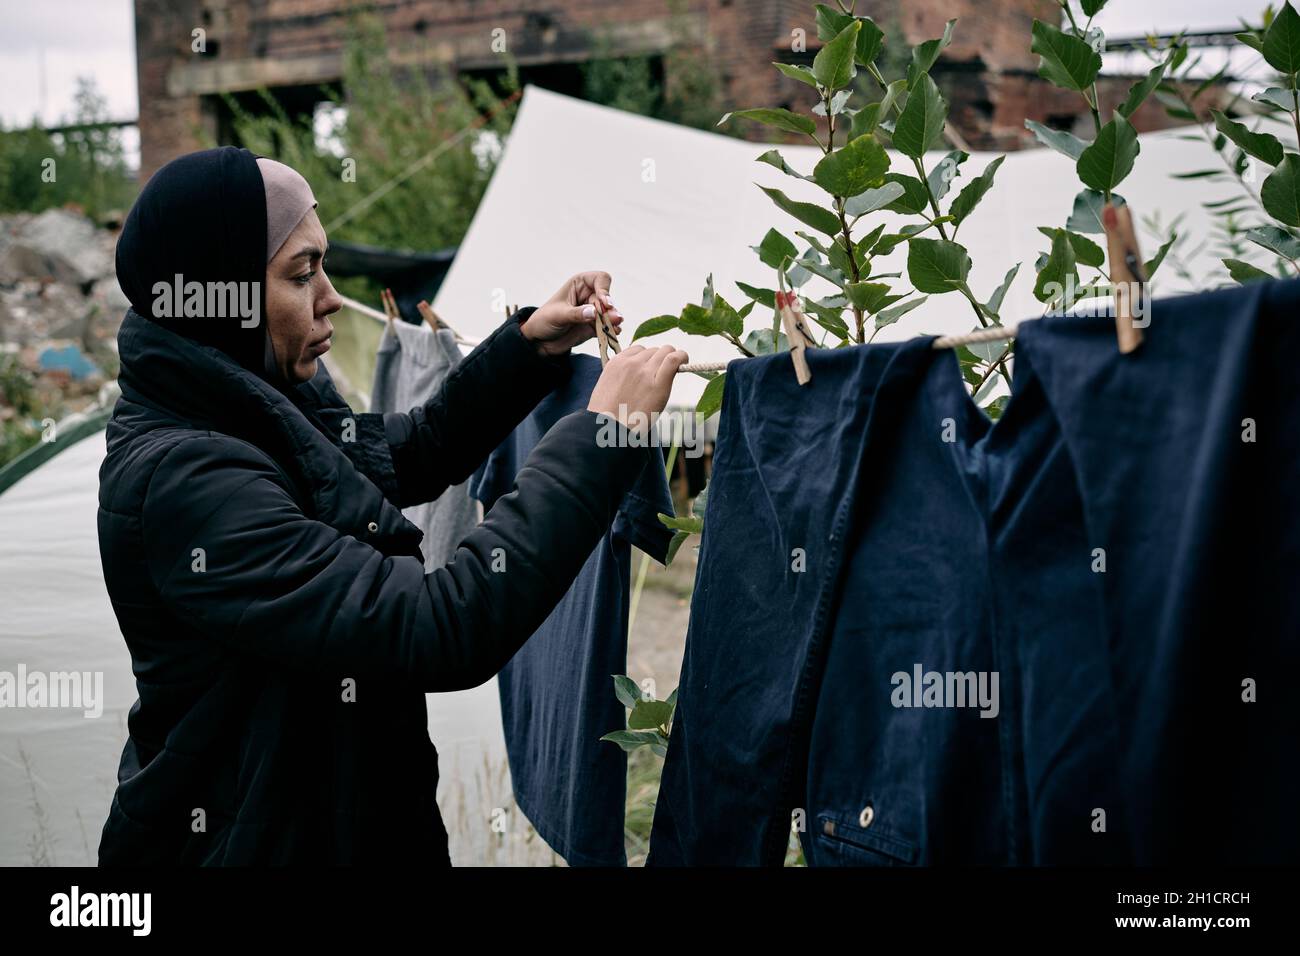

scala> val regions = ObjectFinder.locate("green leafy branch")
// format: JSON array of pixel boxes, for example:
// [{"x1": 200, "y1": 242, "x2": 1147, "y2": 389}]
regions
[
  {"x1": 601, "y1": 676, "x2": 677, "y2": 755},
  {"x1": 1158, "y1": 3, "x2": 1300, "y2": 282},
  {"x1": 632, "y1": 3, "x2": 1018, "y2": 416}
]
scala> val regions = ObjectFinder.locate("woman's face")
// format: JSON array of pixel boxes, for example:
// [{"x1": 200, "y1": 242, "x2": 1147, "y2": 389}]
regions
[{"x1": 265, "y1": 209, "x2": 343, "y2": 384}]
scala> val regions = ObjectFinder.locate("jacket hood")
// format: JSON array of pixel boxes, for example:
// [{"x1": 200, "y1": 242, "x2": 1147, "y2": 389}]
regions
[{"x1": 115, "y1": 146, "x2": 272, "y2": 380}]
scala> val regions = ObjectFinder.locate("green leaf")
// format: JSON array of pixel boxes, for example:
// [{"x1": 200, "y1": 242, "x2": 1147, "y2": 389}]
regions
[
  {"x1": 907, "y1": 238, "x2": 972, "y2": 293},
  {"x1": 710, "y1": 295, "x2": 744, "y2": 338},
  {"x1": 736, "y1": 281, "x2": 777, "y2": 307},
  {"x1": 813, "y1": 20, "x2": 861, "y2": 91},
  {"x1": 1118, "y1": 59, "x2": 1167, "y2": 118},
  {"x1": 1060, "y1": 189, "x2": 1123, "y2": 236},
  {"x1": 1031, "y1": 20, "x2": 1102, "y2": 92},
  {"x1": 772, "y1": 62, "x2": 820, "y2": 89},
  {"x1": 1253, "y1": 87, "x2": 1300, "y2": 112},
  {"x1": 906, "y1": 19, "x2": 957, "y2": 88},
  {"x1": 632, "y1": 314, "x2": 679, "y2": 341},
  {"x1": 750, "y1": 227, "x2": 799, "y2": 270},
  {"x1": 813, "y1": 89, "x2": 853, "y2": 117},
  {"x1": 696, "y1": 372, "x2": 727, "y2": 419},
  {"x1": 984, "y1": 262, "x2": 1021, "y2": 319},
  {"x1": 844, "y1": 281, "x2": 899, "y2": 314},
  {"x1": 853, "y1": 80, "x2": 906, "y2": 137},
  {"x1": 1081, "y1": 0, "x2": 1109, "y2": 16},
  {"x1": 1077, "y1": 114, "x2": 1140, "y2": 192},
  {"x1": 1034, "y1": 229, "x2": 1079, "y2": 303},
  {"x1": 758, "y1": 184, "x2": 842, "y2": 235},
  {"x1": 812, "y1": 3, "x2": 884, "y2": 67},
  {"x1": 874, "y1": 296, "x2": 927, "y2": 330},
  {"x1": 1024, "y1": 119, "x2": 1089, "y2": 160},
  {"x1": 600, "y1": 729, "x2": 659, "y2": 753},
  {"x1": 613, "y1": 675, "x2": 643, "y2": 709},
  {"x1": 1223, "y1": 258, "x2": 1275, "y2": 283},
  {"x1": 1236, "y1": 31, "x2": 1266, "y2": 54},
  {"x1": 949, "y1": 155, "x2": 1005, "y2": 227},
  {"x1": 629, "y1": 698, "x2": 674, "y2": 730},
  {"x1": 927, "y1": 150, "x2": 969, "y2": 202},
  {"x1": 756, "y1": 149, "x2": 812, "y2": 181},
  {"x1": 893, "y1": 73, "x2": 947, "y2": 158},
  {"x1": 1144, "y1": 234, "x2": 1177, "y2": 277},
  {"x1": 1246, "y1": 224, "x2": 1300, "y2": 260},
  {"x1": 1210, "y1": 110, "x2": 1284, "y2": 167},
  {"x1": 794, "y1": 256, "x2": 846, "y2": 287},
  {"x1": 881, "y1": 173, "x2": 930, "y2": 214},
  {"x1": 742, "y1": 328, "x2": 788, "y2": 355},
  {"x1": 854, "y1": 19, "x2": 886, "y2": 67},
  {"x1": 1261, "y1": 155, "x2": 1300, "y2": 227},
  {"x1": 844, "y1": 181, "x2": 906, "y2": 217},
  {"x1": 812, "y1": 134, "x2": 890, "y2": 197},
  {"x1": 801, "y1": 297, "x2": 850, "y2": 338},
  {"x1": 719, "y1": 108, "x2": 816, "y2": 136},
  {"x1": 663, "y1": 530, "x2": 690, "y2": 565},
  {"x1": 1262, "y1": 0, "x2": 1300, "y2": 75},
  {"x1": 658, "y1": 512, "x2": 705, "y2": 534},
  {"x1": 1036, "y1": 226, "x2": 1105, "y2": 268},
  {"x1": 677, "y1": 303, "x2": 716, "y2": 336},
  {"x1": 813, "y1": 3, "x2": 854, "y2": 40}
]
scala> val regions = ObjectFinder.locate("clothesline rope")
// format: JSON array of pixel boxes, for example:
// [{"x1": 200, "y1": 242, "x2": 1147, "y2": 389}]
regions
[
  {"x1": 673, "y1": 323, "x2": 1021, "y2": 374},
  {"x1": 344, "y1": 293, "x2": 1020, "y2": 375}
]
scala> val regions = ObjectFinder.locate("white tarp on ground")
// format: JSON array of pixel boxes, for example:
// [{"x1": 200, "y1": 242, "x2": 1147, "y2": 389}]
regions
[
  {"x1": 434, "y1": 85, "x2": 1240, "y2": 407},
  {"x1": 0, "y1": 429, "x2": 557, "y2": 866},
  {"x1": 0, "y1": 431, "x2": 127, "y2": 866}
]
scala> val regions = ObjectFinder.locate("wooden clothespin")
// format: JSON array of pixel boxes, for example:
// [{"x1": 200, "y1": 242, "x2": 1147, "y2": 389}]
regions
[
  {"x1": 776, "y1": 291, "x2": 816, "y2": 385},
  {"x1": 592, "y1": 298, "x2": 621, "y2": 367},
  {"x1": 380, "y1": 288, "x2": 398, "y2": 331},
  {"x1": 1102, "y1": 202, "x2": 1146, "y2": 354},
  {"x1": 416, "y1": 300, "x2": 442, "y2": 333}
]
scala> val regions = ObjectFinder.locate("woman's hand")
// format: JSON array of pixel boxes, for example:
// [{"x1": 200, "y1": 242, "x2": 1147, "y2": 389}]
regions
[
  {"x1": 587, "y1": 344, "x2": 689, "y2": 433},
  {"x1": 519, "y1": 271, "x2": 624, "y2": 356}
]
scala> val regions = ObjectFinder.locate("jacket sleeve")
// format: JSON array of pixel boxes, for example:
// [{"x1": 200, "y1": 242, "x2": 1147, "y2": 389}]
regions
[
  {"x1": 377, "y1": 306, "x2": 572, "y2": 508},
  {"x1": 140, "y1": 409, "x2": 653, "y2": 692}
]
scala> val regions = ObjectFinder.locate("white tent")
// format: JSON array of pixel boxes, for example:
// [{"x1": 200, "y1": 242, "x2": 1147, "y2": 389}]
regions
[{"x1": 434, "y1": 85, "x2": 1242, "y2": 406}]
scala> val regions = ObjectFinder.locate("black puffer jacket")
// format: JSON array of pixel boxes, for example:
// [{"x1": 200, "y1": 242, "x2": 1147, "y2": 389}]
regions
[{"x1": 97, "y1": 305, "x2": 653, "y2": 865}]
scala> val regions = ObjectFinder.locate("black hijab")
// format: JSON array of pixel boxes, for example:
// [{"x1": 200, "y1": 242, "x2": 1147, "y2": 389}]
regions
[{"x1": 115, "y1": 146, "x2": 272, "y2": 380}]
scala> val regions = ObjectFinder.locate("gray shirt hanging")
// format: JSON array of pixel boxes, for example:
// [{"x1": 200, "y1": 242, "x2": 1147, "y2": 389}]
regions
[{"x1": 370, "y1": 320, "x2": 479, "y2": 570}]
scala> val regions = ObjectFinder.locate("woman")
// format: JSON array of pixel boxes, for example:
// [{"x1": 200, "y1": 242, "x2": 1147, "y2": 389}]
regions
[{"x1": 98, "y1": 146, "x2": 688, "y2": 865}]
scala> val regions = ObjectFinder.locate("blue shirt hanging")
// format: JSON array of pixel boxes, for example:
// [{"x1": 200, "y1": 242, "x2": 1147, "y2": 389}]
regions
[
  {"x1": 648, "y1": 278, "x2": 1300, "y2": 866},
  {"x1": 472, "y1": 353, "x2": 675, "y2": 866}
]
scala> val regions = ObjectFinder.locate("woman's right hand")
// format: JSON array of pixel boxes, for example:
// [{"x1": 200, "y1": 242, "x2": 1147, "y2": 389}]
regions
[{"x1": 587, "y1": 344, "x2": 689, "y2": 432}]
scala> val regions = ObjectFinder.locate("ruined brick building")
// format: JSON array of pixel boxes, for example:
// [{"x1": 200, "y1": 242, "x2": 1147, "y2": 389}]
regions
[{"x1": 134, "y1": 0, "x2": 1180, "y2": 180}]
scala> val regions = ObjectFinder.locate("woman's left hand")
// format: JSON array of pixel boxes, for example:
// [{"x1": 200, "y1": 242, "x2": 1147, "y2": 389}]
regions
[{"x1": 519, "y1": 271, "x2": 624, "y2": 356}]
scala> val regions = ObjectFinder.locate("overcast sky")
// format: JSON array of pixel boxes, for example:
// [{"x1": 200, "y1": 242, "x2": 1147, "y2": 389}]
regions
[{"x1": 0, "y1": 0, "x2": 1275, "y2": 130}]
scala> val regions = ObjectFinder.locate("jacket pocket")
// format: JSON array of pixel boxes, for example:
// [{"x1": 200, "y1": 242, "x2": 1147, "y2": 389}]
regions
[{"x1": 812, "y1": 809, "x2": 919, "y2": 866}]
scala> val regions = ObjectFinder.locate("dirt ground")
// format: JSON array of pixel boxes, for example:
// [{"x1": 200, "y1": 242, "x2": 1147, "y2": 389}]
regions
[{"x1": 625, "y1": 539, "x2": 698, "y2": 700}]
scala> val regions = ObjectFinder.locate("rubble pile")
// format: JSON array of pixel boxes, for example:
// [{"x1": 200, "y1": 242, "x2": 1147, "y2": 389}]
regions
[{"x1": 0, "y1": 207, "x2": 127, "y2": 461}]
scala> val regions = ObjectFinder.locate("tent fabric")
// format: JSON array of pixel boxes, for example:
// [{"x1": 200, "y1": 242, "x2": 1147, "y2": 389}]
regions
[
  {"x1": 433, "y1": 85, "x2": 1239, "y2": 407},
  {"x1": 0, "y1": 430, "x2": 134, "y2": 866}
]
